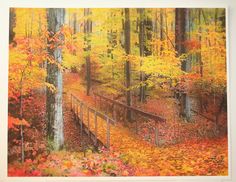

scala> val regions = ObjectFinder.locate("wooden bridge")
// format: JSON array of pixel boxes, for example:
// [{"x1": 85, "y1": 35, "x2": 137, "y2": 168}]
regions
[
  {"x1": 71, "y1": 94, "x2": 115, "y2": 149},
  {"x1": 70, "y1": 92, "x2": 166, "y2": 149}
]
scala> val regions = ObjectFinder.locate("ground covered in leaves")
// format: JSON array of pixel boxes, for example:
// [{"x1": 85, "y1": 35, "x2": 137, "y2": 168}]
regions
[
  {"x1": 8, "y1": 73, "x2": 228, "y2": 176},
  {"x1": 8, "y1": 148, "x2": 134, "y2": 176}
]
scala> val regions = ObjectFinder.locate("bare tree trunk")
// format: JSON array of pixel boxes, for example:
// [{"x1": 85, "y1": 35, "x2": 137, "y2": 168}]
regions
[
  {"x1": 198, "y1": 9, "x2": 203, "y2": 77},
  {"x1": 46, "y1": 8, "x2": 65, "y2": 150},
  {"x1": 153, "y1": 9, "x2": 158, "y2": 56},
  {"x1": 9, "y1": 8, "x2": 16, "y2": 45},
  {"x1": 84, "y1": 8, "x2": 92, "y2": 96},
  {"x1": 73, "y1": 13, "x2": 77, "y2": 34},
  {"x1": 144, "y1": 13, "x2": 153, "y2": 56},
  {"x1": 160, "y1": 9, "x2": 164, "y2": 52},
  {"x1": 29, "y1": 10, "x2": 34, "y2": 38},
  {"x1": 124, "y1": 8, "x2": 132, "y2": 121},
  {"x1": 197, "y1": 9, "x2": 204, "y2": 113},
  {"x1": 72, "y1": 13, "x2": 77, "y2": 56},
  {"x1": 175, "y1": 8, "x2": 191, "y2": 121},
  {"x1": 139, "y1": 8, "x2": 145, "y2": 103},
  {"x1": 107, "y1": 10, "x2": 118, "y2": 95}
]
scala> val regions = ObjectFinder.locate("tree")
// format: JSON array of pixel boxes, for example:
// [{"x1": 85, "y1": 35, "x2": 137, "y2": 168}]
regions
[
  {"x1": 46, "y1": 8, "x2": 65, "y2": 150},
  {"x1": 107, "y1": 11, "x2": 118, "y2": 94},
  {"x1": 84, "y1": 8, "x2": 92, "y2": 96},
  {"x1": 124, "y1": 8, "x2": 132, "y2": 121},
  {"x1": 175, "y1": 8, "x2": 191, "y2": 121},
  {"x1": 9, "y1": 8, "x2": 16, "y2": 45},
  {"x1": 138, "y1": 8, "x2": 145, "y2": 103},
  {"x1": 160, "y1": 9, "x2": 164, "y2": 51}
]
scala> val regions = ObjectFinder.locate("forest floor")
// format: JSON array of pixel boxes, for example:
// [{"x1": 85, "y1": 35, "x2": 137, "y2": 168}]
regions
[
  {"x1": 8, "y1": 72, "x2": 228, "y2": 176},
  {"x1": 8, "y1": 89, "x2": 135, "y2": 176},
  {"x1": 62, "y1": 73, "x2": 228, "y2": 176}
]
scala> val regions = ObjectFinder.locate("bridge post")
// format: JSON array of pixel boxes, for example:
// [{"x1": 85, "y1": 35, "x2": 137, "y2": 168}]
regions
[
  {"x1": 94, "y1": 95, "x2": 97, "y2": 108},
  {"x1": 71, "y1": 94, "x2": 73, "y2": 111},
  {"x1": 76, "y1": 102, "x2": 78, "y2": 121},
  {"x1": 94, "y1": 111, "x2": 97, "y2": 146},
  {"x1": 106, "y1": 117, "x2": 110, "y2": 149},
  {"x1": 87, "y1": 107, "x2": 90, "y2": 136},
  {"x1": 74, "y1": 95, "x2": 75, "y2": 112},
  {"x1": 73, "y1": 95, "x2": 75, "y2": 112},
  {"x1": 155, "y1": 121, "x2": 159, "y2": 147},
  {"x1": 99, "y1": 96, "x2": 102, "y2": 110},
  {"x1": 80, "y1": 103, "x2": 83, "y2": 136},
  {"x1": 112, "y1": 104, "x2": 116, "y2": 121}
]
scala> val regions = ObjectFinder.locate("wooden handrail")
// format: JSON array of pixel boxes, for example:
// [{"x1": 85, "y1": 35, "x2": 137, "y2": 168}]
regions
[
  {"x1": 191, "y1": 109, "x2": 215, "y2": 122},
  {"x1": 71, "y1": 93, "x2": 114, "y2": 149},
  {"x1": 94, "y1": 92, "x2": 166, "y2": 123},
  {"x1": 71, "y1": 93, "x2": 162, "y2": 147}
]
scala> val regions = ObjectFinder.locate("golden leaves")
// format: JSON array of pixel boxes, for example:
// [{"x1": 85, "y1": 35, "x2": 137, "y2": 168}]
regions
[{"x1": 45, "y1": 82, "x2": 56, "y2": 93}]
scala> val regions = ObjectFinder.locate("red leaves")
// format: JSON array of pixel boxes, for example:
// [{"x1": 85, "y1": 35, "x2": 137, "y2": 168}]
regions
[
  {"x1": 8, "y1": 116, "x2": 30, "y2": 130},
  {"x1": 31, "y1": 170, "x2": 42, "y2": 176},
  {"x1": 8, "y1": 167, "x2": 26, "y2": 177},
  {"x1": 8, "y1": 166, "x2": 42, "y2": 177},
  {"x1": 184, "y1": 39, "x2": 201, "y2": 50},
  {"x1": 8, "y1": 148, "x2": 134, "y2": 177}
]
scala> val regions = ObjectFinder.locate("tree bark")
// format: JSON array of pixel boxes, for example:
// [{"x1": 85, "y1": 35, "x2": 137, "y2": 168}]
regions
[
  {"x1": 144, "y1": 14, "x2": 153, "y2": 56},
  {"x1": 73, "y1": 13, "x2": 77, "y2": 34},
  {"x1": 46, "y1": 8, "x2": 65, "y2": 150},
  {"x1": 84, "y1": 8, "x2": 92, "y2": 96},
  {"x1": 196, "y1": 9, "x2": 205, "y2": 113},
  {"x1": 175, "y1": 8, "x2": 191, "y2": 121},
  {"x1": 139, "y1": 8, "x2": 145, "y2": 103},
  {"x1": 160, "y1": 9, "x2": 164, "y2": 52},
  {"x1": 9, "y1": 8, "x2": 16, "y2": 45},
  {"x1": 124, "y1": 8, "x2": 132, "y2": 121}
]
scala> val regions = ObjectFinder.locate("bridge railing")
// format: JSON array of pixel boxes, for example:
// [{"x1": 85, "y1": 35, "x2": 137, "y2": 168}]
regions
[
  {"x1": 93, "y1": 92, "x2": 166, "y2": 146},
  {"x1": 71, "y1": 93, "x2": 115, "y2": 149}
]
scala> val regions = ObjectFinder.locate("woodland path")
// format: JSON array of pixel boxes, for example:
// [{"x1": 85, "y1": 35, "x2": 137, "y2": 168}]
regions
[{"x1": 63, "y1": 73, "x2": 228, "y2": 176}]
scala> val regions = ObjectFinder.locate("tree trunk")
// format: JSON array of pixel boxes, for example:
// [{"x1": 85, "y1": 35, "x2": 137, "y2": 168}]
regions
[
  {"x1": 46, "y1": 8, "x2": 65, "y2": 150},
  {"x1": 198, "y1": 9, "x2": 203, "y2": 77},
  {"x1": 139, "y1": 8, "x2": 145, "y2": 103},
  {"x1": 197, "y1": 9, "x2": 204, "y2": 113},
  {"x1": 72, "y1": 13, "x2": 77, "y2": 56},
  {"x1": 107, "y1": 11, "x2": 117, "y2": 94},
  {"x1": 73, "y1": 13, "x2": 77, "y2": 34},
  {"x1": 124, "y1": 8, "x2": 132, "y2": 121},
  {"x1": 84, "y1": 8, "x2": 92, "y2": 96},
  {"x1": 160, "y1": 9, "x2": 164, "y2": 52},
  {"x1": 144, "y1": 14, "x2": 153, "y2": 56},
  {"x1": 175, "y1": 8, "x2": 191, "y2": 121},
  {"x1": 9, "y1": 8, "x2": 16, "y2": 45}
]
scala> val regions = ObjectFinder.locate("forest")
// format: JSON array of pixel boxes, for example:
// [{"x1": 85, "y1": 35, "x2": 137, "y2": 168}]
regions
[{"x1": 8, "y1": 8, "x2": 228, "y2": 176}]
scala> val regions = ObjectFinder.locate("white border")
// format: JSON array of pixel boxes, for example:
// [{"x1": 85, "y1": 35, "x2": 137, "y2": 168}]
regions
[{"x1": 0, "y1": 0, "x2": 235, "y2": 182}]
